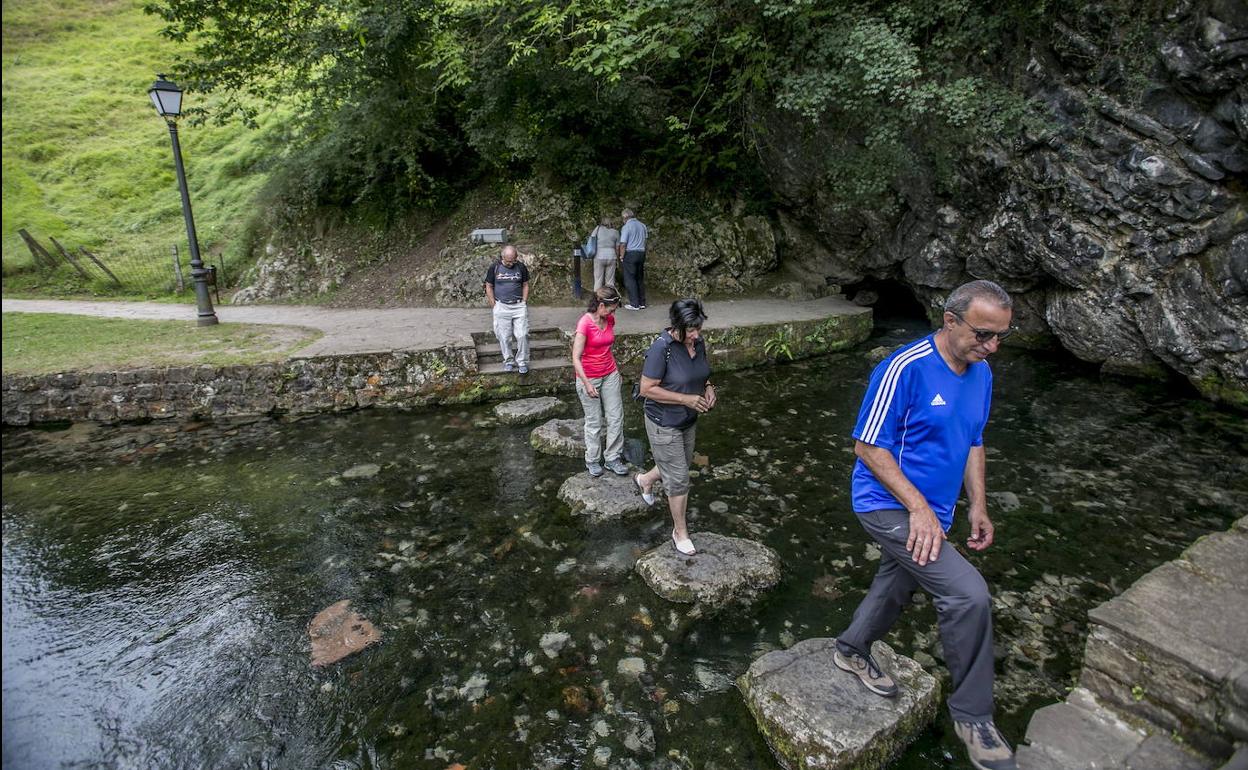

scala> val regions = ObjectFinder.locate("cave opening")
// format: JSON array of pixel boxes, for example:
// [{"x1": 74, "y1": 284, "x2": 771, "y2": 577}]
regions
[{"x1": 841, "y1": 278, "x2": 931, "y2": 331}]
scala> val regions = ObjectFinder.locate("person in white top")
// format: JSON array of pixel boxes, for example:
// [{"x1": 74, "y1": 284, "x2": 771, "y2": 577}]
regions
[{"x1": 586, "y1": 217, "x2": 620, "y2": 291}]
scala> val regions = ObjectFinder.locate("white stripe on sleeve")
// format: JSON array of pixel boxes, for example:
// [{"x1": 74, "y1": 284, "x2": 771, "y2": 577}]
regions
[{"x1": 861, "y1": 341, "x2": 932, "y2": 444}]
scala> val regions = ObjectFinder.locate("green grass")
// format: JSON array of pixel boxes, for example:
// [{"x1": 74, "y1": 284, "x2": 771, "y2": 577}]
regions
[
  {"x1": 1, "y1": 0, "x2": 286, "y2": 294},
  {"x1": 2, "y1": 312, "x2": 321, "y2": 373}
]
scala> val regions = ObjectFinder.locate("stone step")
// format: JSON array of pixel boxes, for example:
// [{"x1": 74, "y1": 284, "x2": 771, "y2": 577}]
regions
[
  {"x1": 1017, "y1": 687, "x2": 1214, "y2": 770},
  {"x1": 1077, "y1": 516, "x2": 1248, "y2": 758},
  {"x1": 475, "y1": 338, "x2": 569, "y2": 364},
  {"x1": 738, "y1": 638, "x2": 939, "y2": 770},
  {"x1": 471, "y1": 326, "x2": 565, "y2": 347},
  {"x1": 492, "y1": 396, "x2": 567, "y2": 426},
  {"x1": 478, "y1": 358, "x2": 572, "y2": 376},
  {"x1": 635, "y1": 532, "x2": 781, "y2": 612}
]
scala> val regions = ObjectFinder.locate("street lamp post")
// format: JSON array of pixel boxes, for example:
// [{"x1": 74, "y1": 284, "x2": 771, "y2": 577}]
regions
[{"x1": 148, "y1": 74, "x2": 218, "y2": 326}]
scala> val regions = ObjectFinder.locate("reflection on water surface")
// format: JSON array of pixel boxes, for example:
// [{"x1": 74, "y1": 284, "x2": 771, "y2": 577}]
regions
[{"x1": 4, "y1": 337, "x2": 1246, "y2": 769}]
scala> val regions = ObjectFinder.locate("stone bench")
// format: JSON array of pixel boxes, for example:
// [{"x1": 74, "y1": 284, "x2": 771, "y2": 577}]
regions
[
  {"x1": 634, "y1": 532, "x2": 781, "y2": 612},
  {"x1": 739, "y1": 638, "x2": 939, "y2": 770}
]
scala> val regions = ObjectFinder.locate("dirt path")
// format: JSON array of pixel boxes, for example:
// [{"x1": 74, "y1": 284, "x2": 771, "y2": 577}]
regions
[{"x1": 2, "y1": 297, "x2": 869, "y2": 358}]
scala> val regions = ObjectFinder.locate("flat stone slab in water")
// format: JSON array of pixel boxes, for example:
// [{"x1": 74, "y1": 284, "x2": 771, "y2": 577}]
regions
[
  {"x1": 494, "y1": 397, "x2": 565, "y2": 425},
  {"x1": 530, "y1": 418, "x2": 584, "y2": 457},
  {"x1": 738, "y1": 637, "x2": 939, "y2": 770},
  {"x1": 635, "y1": 532, "x2": 781, "y2": 610},
  {"x1": 341, "y1": 463, "x2": 381, "y2": 479},
  {"x1": 558, "y1": 471, "x2": 660, "y2": 522},
  {"x1": 308, "y1": 600, "x2": 382, "y2": 667}
]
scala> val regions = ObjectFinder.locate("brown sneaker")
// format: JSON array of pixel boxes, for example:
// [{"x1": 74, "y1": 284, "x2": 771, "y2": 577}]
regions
[
  {"x1": 954, "y1": 721, "x2": 1017, "y2": 770},
  {"x1": 833, "y1": 642, "x2": 899, "y2": 697}
]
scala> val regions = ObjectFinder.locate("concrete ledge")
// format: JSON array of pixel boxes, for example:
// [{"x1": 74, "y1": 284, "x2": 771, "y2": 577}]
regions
[{"x1": 2, "y1": 311, "x2": 872, "y2": 426}]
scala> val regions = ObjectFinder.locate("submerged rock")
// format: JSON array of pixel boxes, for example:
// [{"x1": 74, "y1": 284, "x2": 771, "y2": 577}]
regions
[
  {"x1": 558, "y1": 472, "x2": 660, "y2": 522},
  {"x1": 308, "y1": 600, "x2": 382, "y2": 667},
  {"x1": 738, "y1": 638, "x2": 939, "y2": 770},
  {"x1": 530, "y1": 418, "x2": 584, "y2": 457},
  {"x1": 341, "y1": 463, "x2": 381, "y2": 479},
  {"x1": 634, "y1": 532, "x2": 781, "y2": 611},
  {"x1": 494, "y1": 397, "x2": 565, "y2": 426}
]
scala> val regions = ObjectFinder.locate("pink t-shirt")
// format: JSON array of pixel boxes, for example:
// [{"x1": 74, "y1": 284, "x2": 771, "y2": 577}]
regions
[{"x1": 576, "y1": 312, "x2": 617, "y2": 378}]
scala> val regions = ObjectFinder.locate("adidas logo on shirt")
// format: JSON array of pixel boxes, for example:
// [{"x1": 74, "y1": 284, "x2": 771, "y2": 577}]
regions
[{"x1": 930, "y1": 393, "x2": 947, "y2": 406}]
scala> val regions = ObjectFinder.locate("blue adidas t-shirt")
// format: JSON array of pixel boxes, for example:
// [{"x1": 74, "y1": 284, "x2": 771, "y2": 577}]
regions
[{"x1": 850, "y1": 334, "x2": 993, "y2": 530}]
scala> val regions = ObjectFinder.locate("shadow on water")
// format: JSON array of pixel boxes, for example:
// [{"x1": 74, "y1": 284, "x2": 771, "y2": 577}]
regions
[{"x1": 3, "y1": 337, "x2": 1246, "y2": 769}]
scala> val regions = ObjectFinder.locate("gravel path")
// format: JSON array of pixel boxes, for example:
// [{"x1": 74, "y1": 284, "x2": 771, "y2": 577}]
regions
[{"x1": 2, "y1": 297, "x2": 868, "y2": 358}]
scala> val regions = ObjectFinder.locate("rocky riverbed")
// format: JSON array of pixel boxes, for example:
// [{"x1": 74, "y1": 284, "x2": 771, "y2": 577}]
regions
[{"x1": 3, "y1": 331, "x2": 1245, "y2": 769}]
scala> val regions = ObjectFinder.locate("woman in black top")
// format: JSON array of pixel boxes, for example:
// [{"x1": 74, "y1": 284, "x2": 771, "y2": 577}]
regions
[{"x1": 634, "y1": 299, "x2": 717, "y2": 554}]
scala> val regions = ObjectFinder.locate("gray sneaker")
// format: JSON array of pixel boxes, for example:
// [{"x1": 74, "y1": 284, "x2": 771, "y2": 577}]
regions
[
  {"x1": 954, "y1": 721, "x2": 1017, "y2": 770},
  {"x1": 604, "y1": 458, "x2": 629, "y2": 476},
  {"x1": 586, "y1": 462, "x2": 605, "y2": 477},
  {"x1": 833, "y1": 642, "x2": 899, "y2": 697}
]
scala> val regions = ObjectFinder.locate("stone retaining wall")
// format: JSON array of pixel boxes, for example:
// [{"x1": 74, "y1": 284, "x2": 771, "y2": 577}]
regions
[{"x1": 2, "y1": 313, "x2": 871, "y2": 426}]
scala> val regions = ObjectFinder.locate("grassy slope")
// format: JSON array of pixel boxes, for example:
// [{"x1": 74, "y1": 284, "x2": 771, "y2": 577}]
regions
[
  {"x1": 2, "y1": 312, "x2": 321, "y2": 373},
  {"x1": 1, "y1": 0, "x2": 285, "y2": 287}
]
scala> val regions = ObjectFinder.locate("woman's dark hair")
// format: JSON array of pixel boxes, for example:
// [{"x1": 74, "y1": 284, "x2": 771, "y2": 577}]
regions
[
  {"x1": 668, "y1": 298, "x2": 707, "y2": 341},
  {"x1": 587, "y1": 285, "x2": 622, "y2": 312}
]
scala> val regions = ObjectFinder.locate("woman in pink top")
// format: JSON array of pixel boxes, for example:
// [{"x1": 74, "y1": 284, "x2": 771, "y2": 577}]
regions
[{"x1": 573, "y1": 286, "x2": 627, "y2": 477}]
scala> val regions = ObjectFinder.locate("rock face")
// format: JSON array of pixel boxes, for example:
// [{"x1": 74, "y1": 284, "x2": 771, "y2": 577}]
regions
[
  {"x1": 557, "y1": 472, "x2": 660, "y2": 522},
  {"x1": 738, "y1": 638, "x2": 940, "y2": 770},
  {"x1": 634, "y1": 532, "x2": 782, "y2": 610},
  {"x1": 494, "y1": 396, "x2": 565, "y2": 425},
  {"x1": 530, "y1": 418, "x2": 584, "y2": 457},
  {"x1": 758, "y1": 1, "x2": 1248, "y2": 405},
  {"x1": 308, "y1": 600, "x2": 382, "y2": 667}
]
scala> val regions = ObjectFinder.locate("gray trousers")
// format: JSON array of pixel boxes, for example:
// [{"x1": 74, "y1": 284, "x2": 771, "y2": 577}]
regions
[
  {"x1": 576, "y1": 370, "x2": 624, "y2": 464},
  {"x1": 839, "y1": 508, "x2": 995, "y2": 723},
  {"x1": 593, "y1": 260, "x2": 617, "y2": 290}
]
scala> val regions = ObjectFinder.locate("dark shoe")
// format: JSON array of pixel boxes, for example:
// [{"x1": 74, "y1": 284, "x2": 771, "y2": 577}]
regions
[
  {"x1": 623, "y1": 304, "x2": 641, "y2": 311},
  {"x1": 639, "y1": 304, "x2": 647, "y2": 309},
  {"x1": 833, "y1": 642, "x2": 899, "y2": 697},
  {"x1": 605, "y1": 458, "x2": 629, "y2": 476},
  {"x1": 586, "y1": 462, "x2": 604, "y2": 477},
  {"x1": 954, "y1": 721, "x2": 1017, "y2": 770}
]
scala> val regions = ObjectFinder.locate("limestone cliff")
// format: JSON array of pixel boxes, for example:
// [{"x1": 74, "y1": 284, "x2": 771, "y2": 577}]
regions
[{"x1": 765, "y1": 0, "x2": 1247, "y2": 404}]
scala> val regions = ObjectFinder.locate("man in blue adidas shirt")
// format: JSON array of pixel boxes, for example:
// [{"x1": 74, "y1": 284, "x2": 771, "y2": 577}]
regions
[{"x1": 834, "y1": 280, "x2": 1018, "y2": 770}]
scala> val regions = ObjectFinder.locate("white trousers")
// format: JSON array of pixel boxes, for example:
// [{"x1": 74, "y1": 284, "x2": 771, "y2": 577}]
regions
[{"x1": 492, "y1": 302, "x2": 529, "y2": 366}]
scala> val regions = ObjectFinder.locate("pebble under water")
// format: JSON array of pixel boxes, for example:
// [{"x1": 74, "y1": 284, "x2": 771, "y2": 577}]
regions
[{"x1": 3, "y1": 330, "x2": 1246, "y2": 770}]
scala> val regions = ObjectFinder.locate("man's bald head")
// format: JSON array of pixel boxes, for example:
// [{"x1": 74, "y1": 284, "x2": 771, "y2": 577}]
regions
[{"x1": 500, "y1": 245, "x2": 518, "y2": 265}]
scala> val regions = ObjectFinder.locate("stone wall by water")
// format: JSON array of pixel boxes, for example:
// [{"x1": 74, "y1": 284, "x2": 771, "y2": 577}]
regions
[{"x1": 1, "y1": 314, "x2": 870, "y2": 426}]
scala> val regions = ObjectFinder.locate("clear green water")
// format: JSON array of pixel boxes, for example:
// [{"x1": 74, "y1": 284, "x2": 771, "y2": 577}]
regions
[{"x1": 3, "y1": 330, "x2": 1246, "y2": 769}]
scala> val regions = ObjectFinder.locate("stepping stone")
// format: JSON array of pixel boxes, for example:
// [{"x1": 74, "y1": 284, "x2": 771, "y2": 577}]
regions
[
  {"x1": 341, "y1": 463, "x2": 381, "y2": 479},
  {"x1": 308, "y1": 600, "x2": 382, "y2": 667},
  {"x1": 558, "y1": 471, "x2": 662, "y2": 522},
  {"x1": 530, "y1": 418, "x2": 584, "y2": 457},
  {"x1": 738, "y1": 638, "x2": 939, "y2": 770},
  {"x1": 635, "y1": 532, "x2": 781, "y2": 611},
  {"x1": 494, "y1": 396, "x2": 565, "y2": 426}
]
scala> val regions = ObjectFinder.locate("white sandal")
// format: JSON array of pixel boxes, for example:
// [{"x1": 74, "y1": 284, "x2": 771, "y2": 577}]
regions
[
  {"x1": 672, "y1": 530, "x2": 696, "y2": 555},
  {"x1": 635, "y1": 474, "x2": 655, "y2": 506}
]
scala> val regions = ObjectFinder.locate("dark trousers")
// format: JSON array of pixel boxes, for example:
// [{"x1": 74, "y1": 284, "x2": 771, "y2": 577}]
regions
[
  {"x1": 622, "y1": 250, "x2": 646, "y2": 307},
  {"x1": 838, "y1": 508, "x2": 996, "y2": 723}
]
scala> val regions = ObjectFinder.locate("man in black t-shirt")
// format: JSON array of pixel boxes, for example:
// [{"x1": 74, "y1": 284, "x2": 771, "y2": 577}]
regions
[{"x1": 484, "y1": 246, "x2": 531, "y2": 373}]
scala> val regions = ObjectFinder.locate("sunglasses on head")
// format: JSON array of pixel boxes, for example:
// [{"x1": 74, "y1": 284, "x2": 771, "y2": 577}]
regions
[{"x1": 950, "y1": 310, "x2": 1014, "y2": 343}]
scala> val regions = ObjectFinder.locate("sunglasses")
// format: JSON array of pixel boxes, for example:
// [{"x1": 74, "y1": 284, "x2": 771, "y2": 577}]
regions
[{"x1": 950, "y1": 310, "x2": 1014, "y2": 344}]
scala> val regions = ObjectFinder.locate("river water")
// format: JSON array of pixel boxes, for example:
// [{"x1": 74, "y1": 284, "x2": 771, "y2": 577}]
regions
[{"x1": 3, "y1": 327, "x2": 1246, "y2": 770}]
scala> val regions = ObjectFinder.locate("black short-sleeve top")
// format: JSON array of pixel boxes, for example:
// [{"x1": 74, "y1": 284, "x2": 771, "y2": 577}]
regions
[{"x1": 642, "y1": 330, "x2": 711, "y2": 429}]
